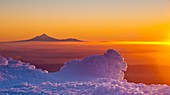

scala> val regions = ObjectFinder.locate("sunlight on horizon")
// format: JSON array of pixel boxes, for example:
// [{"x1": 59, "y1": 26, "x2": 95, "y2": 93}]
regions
[{"x1": 103, "y1": 41, "x2": 170, "y2": 45}]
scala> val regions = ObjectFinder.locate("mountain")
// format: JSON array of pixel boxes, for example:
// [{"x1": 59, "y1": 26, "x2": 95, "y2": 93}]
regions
[
  {"x1": 27, "y1": 34, "x2": 59, "y2": 41},
  {"x1": 16, "y1": 34, "x2": 84, "y2": 42}
]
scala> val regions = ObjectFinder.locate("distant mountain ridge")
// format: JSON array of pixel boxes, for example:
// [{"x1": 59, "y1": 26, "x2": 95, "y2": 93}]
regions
[{"x1": 17, "y1": 34, "x2": 84, "y2": 42}]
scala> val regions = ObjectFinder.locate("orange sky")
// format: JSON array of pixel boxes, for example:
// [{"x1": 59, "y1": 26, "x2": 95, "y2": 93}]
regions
[{"x1": 0, "y1": 0, "x2": 170, "y2": 41}]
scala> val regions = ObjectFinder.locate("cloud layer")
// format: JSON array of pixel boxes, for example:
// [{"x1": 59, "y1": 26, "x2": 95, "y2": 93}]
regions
[{"x1": 0, "y1": 49, "x2": 170, "y2": 94}]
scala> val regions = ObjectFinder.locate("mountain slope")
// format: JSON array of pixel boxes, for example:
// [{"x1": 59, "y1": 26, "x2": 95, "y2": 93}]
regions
[
  {"x1": 27, "y1": 34, "x2": 59, "y2": 41},
  {"x1": 16, "y1": 34, "x2": 84, "y2": 42}
]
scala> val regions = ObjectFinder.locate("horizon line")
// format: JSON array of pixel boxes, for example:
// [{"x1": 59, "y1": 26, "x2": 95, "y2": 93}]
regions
[{"x1": 0, "y1": 40, "x2": 170, "y2": 45}]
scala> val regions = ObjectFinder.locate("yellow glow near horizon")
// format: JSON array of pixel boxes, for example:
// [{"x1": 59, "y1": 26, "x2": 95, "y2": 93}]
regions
[{"x1": 96, "y1": 41, "x2": 170, "y2": 46}]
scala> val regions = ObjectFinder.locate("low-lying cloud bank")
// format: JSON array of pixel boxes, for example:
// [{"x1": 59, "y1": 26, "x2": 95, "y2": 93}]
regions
[{"x1": 0, "y1": 49, "x2": 170, "y2": 94}]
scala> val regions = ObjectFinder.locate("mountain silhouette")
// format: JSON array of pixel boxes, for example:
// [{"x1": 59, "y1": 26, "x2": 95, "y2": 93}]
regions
[
  {"x1": 28, "y1": 34, "x2": 59, "y2": 41},
  {"x1": 16, "y1": 34, "x2": 84, "y2": 42}
]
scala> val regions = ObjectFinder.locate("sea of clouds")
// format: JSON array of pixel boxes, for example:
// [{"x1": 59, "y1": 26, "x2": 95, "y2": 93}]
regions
[{"x1": 0, "y1": 49, "x2": 170, "y2": 95}]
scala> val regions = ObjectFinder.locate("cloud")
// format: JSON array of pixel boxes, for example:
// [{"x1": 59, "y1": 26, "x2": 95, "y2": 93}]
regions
[
  {"x1": 0, "y1": 56, "x2": 8, "y2": 66},
  {"x1": 60, "y1": 49, "x2": 127, "y2": 80}
]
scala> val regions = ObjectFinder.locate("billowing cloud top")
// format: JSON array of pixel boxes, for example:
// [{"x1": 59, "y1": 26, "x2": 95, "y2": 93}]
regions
[
  {"x1": 0, "y1": 56, "x2": 8, "y2": 66},
  {"x1": 60, "y1": 49, "x2": 127, "y2": 80}
]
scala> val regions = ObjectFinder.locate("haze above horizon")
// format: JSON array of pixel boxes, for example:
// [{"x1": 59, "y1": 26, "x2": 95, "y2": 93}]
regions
[{"x1": 0, "y1": 0, "x2": 170, "y2": 42}]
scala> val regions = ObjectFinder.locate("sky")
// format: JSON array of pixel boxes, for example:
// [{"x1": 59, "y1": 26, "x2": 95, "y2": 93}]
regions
[{"x1": 0, "y1": 0, "x2": 170, "y2": 41}]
